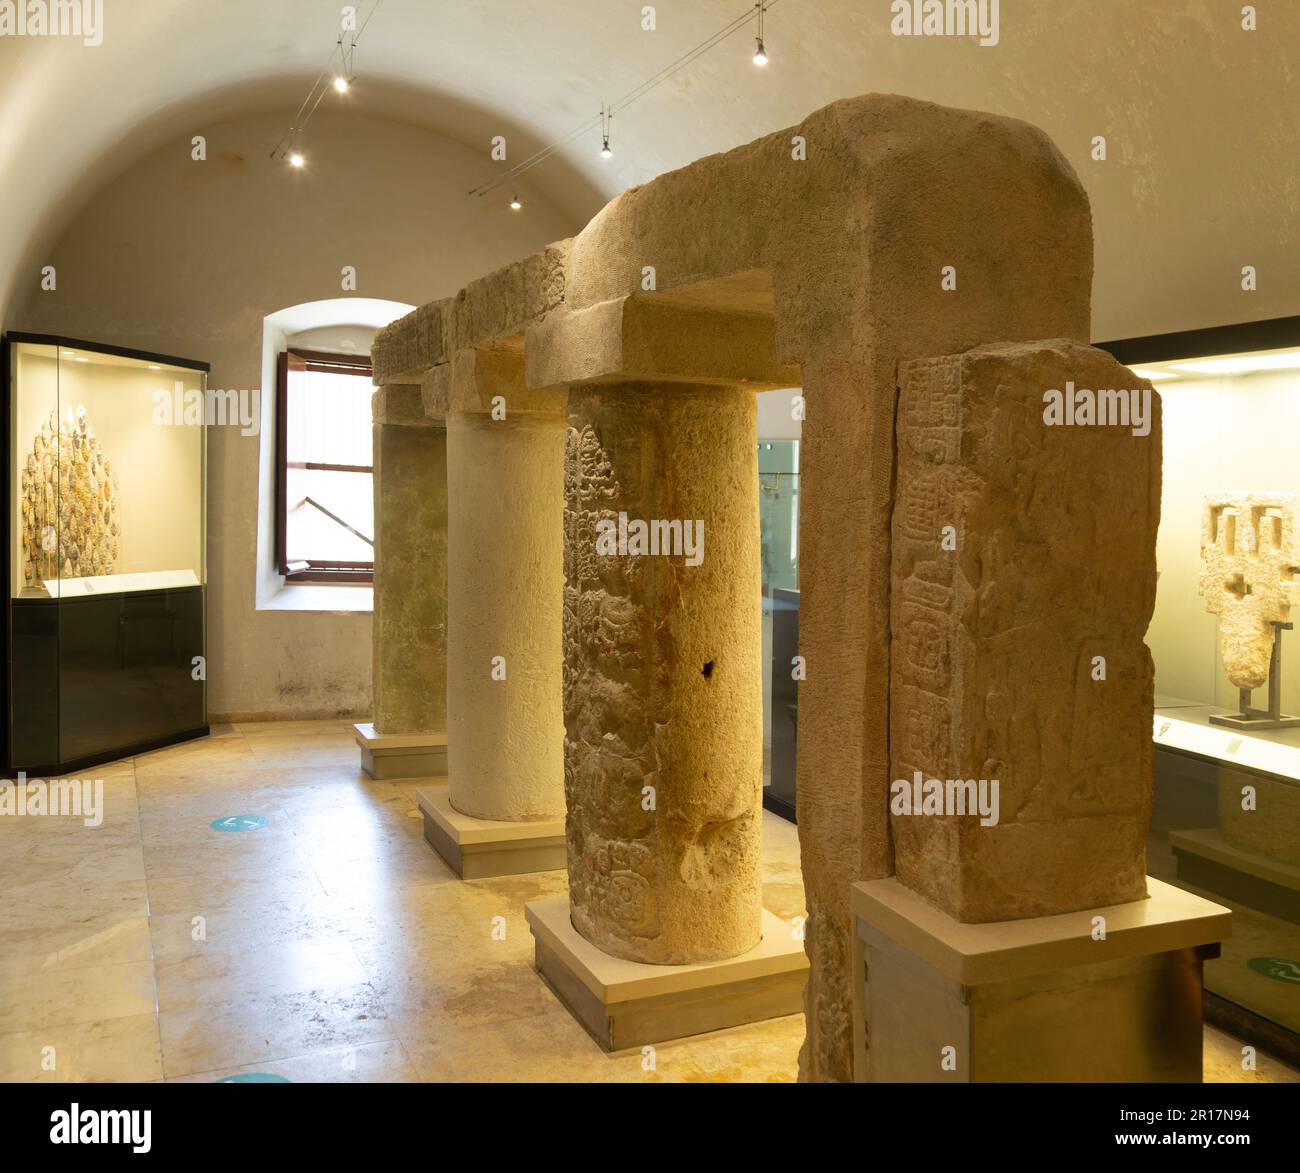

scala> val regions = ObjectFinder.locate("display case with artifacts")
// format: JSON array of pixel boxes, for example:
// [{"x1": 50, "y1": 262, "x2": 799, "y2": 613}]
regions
[
  {"x1": 1102, "y1": 319, "x2": 1300, "y2": 1060},
  {"x1": 4, "y1": 333, "x2": 208, "y2": 774}
]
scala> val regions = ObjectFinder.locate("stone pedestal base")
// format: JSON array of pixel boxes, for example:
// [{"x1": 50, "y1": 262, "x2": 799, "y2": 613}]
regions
[
  {"x1": 354, "y1": 723, "x2": 447, "y2": 780},
  {"x1": 416, "y1": 785, "x2": 564, "y2": 879},
  {"x1": 525, "y1": 898, "x2": 808, "y2": 1051},
  {"x1": 1172, "y1": 828, "x2": 1300, "y2": 924},
  {"x1": 851, "y1": 876, "x2": 1231, "y2": 1083}
]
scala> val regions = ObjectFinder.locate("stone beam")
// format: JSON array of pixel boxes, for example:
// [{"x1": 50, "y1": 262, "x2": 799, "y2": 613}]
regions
[
  {"x1": 525, "y1": 296, "x2": 799, "y2": 390},
  {"x1": 371, "y1": 302, "x2": 447, "y2": 385},
  {"x1": 370, "y1": 241, "x2": 572, "y2": 387}
]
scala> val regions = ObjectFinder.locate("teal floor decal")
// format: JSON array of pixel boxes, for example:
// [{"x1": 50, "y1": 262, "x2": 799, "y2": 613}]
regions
[{"x1": 209, "y1": 815, "x2": 268, "y2": 832}]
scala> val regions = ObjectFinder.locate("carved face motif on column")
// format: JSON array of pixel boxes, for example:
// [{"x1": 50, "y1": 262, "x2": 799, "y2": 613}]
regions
[{"x1": 1199, "y1": 493, "x2": 1300, "y2": 690}]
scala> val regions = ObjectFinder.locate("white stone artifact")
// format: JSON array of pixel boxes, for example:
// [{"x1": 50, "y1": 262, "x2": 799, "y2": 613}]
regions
[
  {"x1": 19, "y1": 405, "x2": 121, "y2": 588},
  {"x1": 1199, "y1": 492, "x2": 1300, "y2": 691}
]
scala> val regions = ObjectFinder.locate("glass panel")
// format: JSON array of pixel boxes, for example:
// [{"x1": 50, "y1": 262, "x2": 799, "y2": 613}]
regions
[
  {"x1": 12, "y1": 341, "x2": 205, "y2": 597},
  {"x1": 1143, "y1": 347, "x2": 1300, "y2": 1043},
  {"x1": 12, "y1": 341, "x2": 62, "y2": 599},
  {"x1": 283, "y1": 362, "x2": 374, "y2": 567},
  {"x1": 759, "y1": 440, "x2": 800, "y2": 820},
  {"x1": 8, "y1": 336, "x2": 207, "y2": 770},
  {"x1": 10, "y1": 341, "x2": 62, "y2": 767}
]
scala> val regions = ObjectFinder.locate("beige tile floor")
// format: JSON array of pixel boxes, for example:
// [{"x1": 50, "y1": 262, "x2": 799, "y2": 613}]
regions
[{"x1": 0, "y1": 719, "x2": 1295, "y2": 1083}]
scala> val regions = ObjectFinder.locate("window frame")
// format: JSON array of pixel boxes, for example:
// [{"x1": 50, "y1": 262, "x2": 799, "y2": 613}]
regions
[{"x1": 275, "y1": 347, "x2": 375, "y2": 584}]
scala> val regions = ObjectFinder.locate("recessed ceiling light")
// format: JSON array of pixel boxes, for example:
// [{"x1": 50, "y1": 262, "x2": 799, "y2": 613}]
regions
[
  {"x1": 148, "y1": 364, "x2": 161, "y2": 370},
  {"x1": 61, "y1": 350, "x2": 75, "y2": 358},
  {"x1": 74, "y1": 357, "x2": 89, "y2": 363}
]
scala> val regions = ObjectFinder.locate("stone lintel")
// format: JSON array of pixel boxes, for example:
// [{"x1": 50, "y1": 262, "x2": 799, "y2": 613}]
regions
[
  {"x1": 371, "y1": 384, "x2": 443, "y2": 427},
  {"x1": 526, "y1": 897, "x2": 809, "y2": 1051},
  {"x1": 444, "y1": 239, "x2": 572, "y2": 354},
  {"x1": 525, "y1": 295, "x2": 800, "y2": 391},
  {"x1": 354, "y1": 723, "x2": 447, "y2": 780},
  {"x1": 416, "y1": 785, "x2": 565, "y2": 879},
  {"x1": 423, "y1": 346, "x2": 566, "y2": 419},
  {"x1": 371, "y1": 301, "x2": 447, "y2": 385}
]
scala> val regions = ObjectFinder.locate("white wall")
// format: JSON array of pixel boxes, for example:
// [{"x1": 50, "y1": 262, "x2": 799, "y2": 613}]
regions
[{"x1": 16, "y1": 106, "x2": 577, "y2": 720}]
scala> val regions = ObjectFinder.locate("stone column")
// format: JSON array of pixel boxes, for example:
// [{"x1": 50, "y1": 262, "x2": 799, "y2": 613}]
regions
[
  {"x1": 414, "y1": 348, "x2": 569, "y2": 877},
  {"x1": 522, "y1": 299, "x2": 807, "y2": 1048},
  {"x1": 355, "y1": 384, "x2": 449, "y2": 779},
  {"x1": 564, "y1": 382, "x2": 763, "y2": 965}
]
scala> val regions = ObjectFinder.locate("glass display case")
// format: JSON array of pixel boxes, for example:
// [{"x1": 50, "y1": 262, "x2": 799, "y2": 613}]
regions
[
  {"x1": 759, "y1": 439, "x2": 799, "y2": 822},
  {"x1": 1104, "y1": 318, "x2": 1300, "y2": 1057},
  {"x1": 4, "y1": 333, "x2": 208, "y2": 774}
]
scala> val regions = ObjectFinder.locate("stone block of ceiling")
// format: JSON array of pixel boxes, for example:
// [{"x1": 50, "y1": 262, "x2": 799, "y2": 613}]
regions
[
  {"x1": 890, "y1": 340, "x2": 1161, "y2": 922},
  {"x1": 443, "y1": 240, "x2": 572, "y2": 355},
  {"x1": 371, "y1": 300, "x2": 446, "y2": 385},
  {"x1": 525, "y1": 296, "x2": 799, "y2": 390}
]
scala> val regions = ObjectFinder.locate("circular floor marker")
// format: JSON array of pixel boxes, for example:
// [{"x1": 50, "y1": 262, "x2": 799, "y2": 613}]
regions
[
  {"x1": 215, "y1": 1073, "x2": 291, "y2": 1083},
  {"x1": 1246, "y1": 956, "x2": 1300, "y2": 985},
  {"x1": 209, "y1": 815, "x2": 268, "y2": 832}
]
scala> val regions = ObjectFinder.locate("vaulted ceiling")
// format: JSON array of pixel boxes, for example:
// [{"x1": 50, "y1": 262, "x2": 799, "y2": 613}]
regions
[{"x1": 2, "y1": 0, "x2": 1296, "y2": 336}]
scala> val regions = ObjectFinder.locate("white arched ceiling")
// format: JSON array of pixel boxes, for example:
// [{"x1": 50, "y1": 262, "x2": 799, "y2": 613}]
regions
[{"x1": 2, "y1": 0, "x2": 1298, "y2": 339}]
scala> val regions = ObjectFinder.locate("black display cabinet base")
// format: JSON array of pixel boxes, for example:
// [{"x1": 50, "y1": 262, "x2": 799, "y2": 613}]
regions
[{"x1": 8, "y1": 586, "x2": 208, "y2": 777}]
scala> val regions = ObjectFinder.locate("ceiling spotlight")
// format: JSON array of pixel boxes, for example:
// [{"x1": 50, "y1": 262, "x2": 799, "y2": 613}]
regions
[
  {"x1": 510, "y1": 195, "x2": 522, "y2": 210},
  {"x1": 753, "y1": 38, "x2": 768, "y2": 65},
  {"x1": 334, "y1": 76, "x2": 350, "y2": 94},
  {"x1": 289, "y1": 151, "x2": 305, "y2": 168}
]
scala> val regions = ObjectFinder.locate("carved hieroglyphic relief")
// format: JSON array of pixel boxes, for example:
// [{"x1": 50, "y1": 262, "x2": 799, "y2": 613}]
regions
[
  {"x1": 890, "y1": 342, "x2": 1158, "y2": 922},
  {"x1": 19, "y1": 406, "x2": 121, "y2": 588},
  {"x1": 564, "y1": 407, "x2": 665, "y2": 957},
  {"x1": 1199, "y1": 493, "x2": 1300, "y2": 690}
]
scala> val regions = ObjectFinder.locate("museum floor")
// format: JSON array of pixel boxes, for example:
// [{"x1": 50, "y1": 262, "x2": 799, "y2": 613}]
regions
[{"x1": 1, "y1": 718, "x2": 1296, "y2": 1084}]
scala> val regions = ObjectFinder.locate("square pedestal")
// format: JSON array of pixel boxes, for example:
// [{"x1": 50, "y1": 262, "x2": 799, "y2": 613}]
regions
[
  {"x1": 525, "y1": 898, "x2": 808, "y2": 1051},
  {"x1": 851, "y1": 876, "x2": 1231, "y2": 1083},
  {"x1": 416, "y1": 784, "x2": 565, "y2": 879},
  {"x1": 354, "y1": 723, "x2": 447, "y2": 780}
]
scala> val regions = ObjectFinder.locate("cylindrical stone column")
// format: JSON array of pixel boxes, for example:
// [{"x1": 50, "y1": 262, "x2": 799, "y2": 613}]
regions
[
  {"x1": 372, "y1": 387, "x2": 447, "y2": 736},
  {"x1": 446, "y1": 397, "x2": 567, "y2": 822},
  {"x1": 564, "y1": 382, "x2": 762, "y2": 964}
]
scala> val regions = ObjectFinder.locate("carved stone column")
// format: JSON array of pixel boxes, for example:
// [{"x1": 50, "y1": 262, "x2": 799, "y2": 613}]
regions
[
  {"x1": 523, "y1": 298, "x2": 807, "y2": 1047},
  {"x1": 355, "y1": 384, "x2": 448, "y2": 779},
  {"x1": 564, "y1": 381, "x2": 762, "y2": 963}
]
